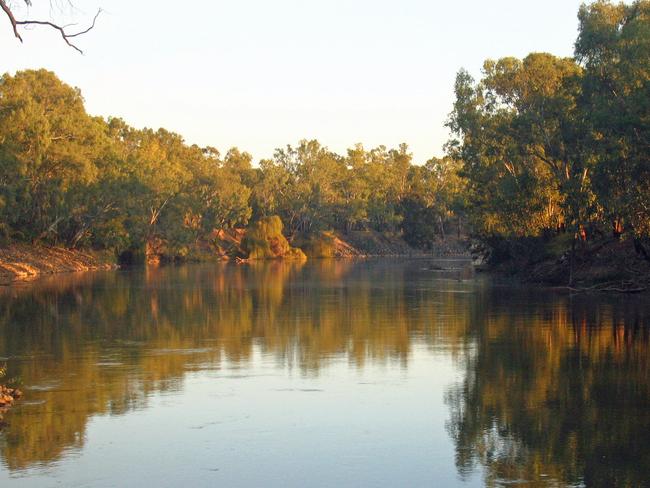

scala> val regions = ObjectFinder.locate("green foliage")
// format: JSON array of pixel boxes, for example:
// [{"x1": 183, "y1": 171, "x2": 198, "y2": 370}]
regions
[
  {"x1": 576, "y1": 0, "x2": 650, "y2": 237},
  {"x1": 448, "y1": 0, "x2": 650, "y2": 244},
  {"x1": 0, "y1": 70, "x2": 255, "y2": 257},
  {"x1": 400, "y1": 157, "x2": 468, "y2": 247},
  {"x1": 241, "y1": 216, "x2": 306, "y2": 260},
  {"x1": 249, "y1": 141, "x2": 448, "y2": 241},
  {"x1": 399, "y1": 196, "x2": 439, "y2": 249},
  {"x1": 447, "y1": 54, "x2": 586, "y2": 237},
  {"x1": 0, "y1": 69, "x2": 106, "y2": 243},
  {"x1": 0, "y1": 69, "x2": 470, "y2": 256},
  {"x1": 295, "y1": 231, "x2": 337, "y2": 258}
]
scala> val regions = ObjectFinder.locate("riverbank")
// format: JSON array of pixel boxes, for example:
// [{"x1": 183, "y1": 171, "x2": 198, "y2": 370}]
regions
[
  {"x1": 213, "y1": 228, "x2": 469, "y2": 260},
  {"x1": 0, "y1": 232, "x2": 470, "y2": 285},
  {"x1": 0, "y1": 244, "x2": 117, "y2": 285},
  {"x1": 326, "y1": 231, "x2": 468, "y2": 258},
  {"x1": 477, "y1": 235, "x2": 650, "y2": 293}
]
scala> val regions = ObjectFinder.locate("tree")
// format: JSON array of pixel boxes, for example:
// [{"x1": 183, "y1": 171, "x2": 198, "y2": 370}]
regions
[
  {"x1": 254, "y1": 140, "x2": 346, "y2": 237},
  {"x1": 339, "y1": 144, "x2": 371, "y2": 232},
  {"x1": 575, "y1": 0, "x2": 650, "y2": 238},
  {"x1": 447, "y1": 54, "x2": 589, "y2": 237},
  {"x1": 398, "y1": 157, "x2": 467, "y2": 247},
  {"x1": 186, "y1": 146, "x2": 252, "y2": 235},
  {"x1": 362, "y1": 144, "x2": 412, "y2": 232},
  {"x1": 0, "y1": 69, "x2": 105, "y2": 243}
]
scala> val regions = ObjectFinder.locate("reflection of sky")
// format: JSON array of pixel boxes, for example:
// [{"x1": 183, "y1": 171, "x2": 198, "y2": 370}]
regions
[{"x1": 1, "y1": 346, "x2": 481, "y2": 487}]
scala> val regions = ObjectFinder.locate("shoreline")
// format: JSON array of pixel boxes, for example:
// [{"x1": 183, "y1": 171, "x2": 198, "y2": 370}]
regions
[
  {"x1": 3, "y1": 240, "x2": 646, "y2": 296},
  {"x1": 0, "y1": 242, "x2": 471, "y2": 286},
  {"x1": 475, "y1": 236, "x2": 650, "y2": 294},
  {"x1": 0, "y1": 244, "x2": 117, "y2": 286}
]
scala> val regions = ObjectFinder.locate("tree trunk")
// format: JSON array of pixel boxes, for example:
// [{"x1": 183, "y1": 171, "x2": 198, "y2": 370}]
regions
[{"x1": 612, "y1": 218, "x2": 624, "y2": 239}]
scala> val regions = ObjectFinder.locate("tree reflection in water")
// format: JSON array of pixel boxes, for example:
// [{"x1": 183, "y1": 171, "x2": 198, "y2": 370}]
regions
[
  {"x1": 0, "y1": 260, "x2": 471, "y2": 470},
  {"x1": 446, "y1": 289, "x2": 650, "y2": 487},
  {"x1": 0, "y1": 261, "x2": 648, "y2": 486}
]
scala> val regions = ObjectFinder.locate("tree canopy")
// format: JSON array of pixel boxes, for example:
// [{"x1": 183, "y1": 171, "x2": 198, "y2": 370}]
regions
[
  {"x1": 448, "y1": 0, "x2": 650, "y2": 244},
  {"x1": 0, "y1": 69, "x2": 461, "y2": 257}
]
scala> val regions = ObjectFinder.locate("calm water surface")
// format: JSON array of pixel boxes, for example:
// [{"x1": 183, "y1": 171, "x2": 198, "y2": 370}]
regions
[{"x1": 0, "y1": 260, "x2": 648, "y2": 487}]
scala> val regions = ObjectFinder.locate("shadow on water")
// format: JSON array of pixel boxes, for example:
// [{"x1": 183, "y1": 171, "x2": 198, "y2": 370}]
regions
[{"x1": 0, "y1": 259, "x2": 648, "y2": 486}]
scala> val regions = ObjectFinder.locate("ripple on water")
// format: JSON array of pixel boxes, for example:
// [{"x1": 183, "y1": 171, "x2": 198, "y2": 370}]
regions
[
  {"x1": 26, "y1": 382, "x2": 61, "y2": 392},
  {"x1": 148, "y1": 348, "x2": 215, "y2": 356}
]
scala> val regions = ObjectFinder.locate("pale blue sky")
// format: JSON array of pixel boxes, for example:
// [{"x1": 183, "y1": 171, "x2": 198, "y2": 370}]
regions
[{"x1": 3, "y1": 0, "x2": 586, "y2": 163}]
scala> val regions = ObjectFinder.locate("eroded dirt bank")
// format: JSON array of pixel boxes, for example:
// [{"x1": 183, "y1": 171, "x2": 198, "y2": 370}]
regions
[{"x1": 0, "y1": 244, "x2": 116, "y2": 285}]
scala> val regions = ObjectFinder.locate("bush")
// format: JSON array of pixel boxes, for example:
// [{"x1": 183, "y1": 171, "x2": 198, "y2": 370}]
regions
[
  {"x1": 295, "y1": 231, "x2": 337, "y2": 258},
  {"x1": 241, "y1": 216, "x2": 306, "y2": 260}
]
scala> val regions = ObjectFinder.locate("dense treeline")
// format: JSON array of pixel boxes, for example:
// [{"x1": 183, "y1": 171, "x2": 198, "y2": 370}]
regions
[
  {"x1": 448, "y1": 0, "x2": 649, "y2": 244},
  {"x1": 0, "y1": 70, "x2": 463, "y2": 258}
]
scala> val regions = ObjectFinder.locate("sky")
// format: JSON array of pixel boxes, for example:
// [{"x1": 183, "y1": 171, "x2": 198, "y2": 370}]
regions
[{"x1": 3, "y1": 0, "x2": 587, "y2": 163}]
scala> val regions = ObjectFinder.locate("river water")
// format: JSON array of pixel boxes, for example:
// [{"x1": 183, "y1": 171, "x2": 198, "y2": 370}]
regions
[{"x1": 0, "y1": 260, "x2": 648, "y2": 487}]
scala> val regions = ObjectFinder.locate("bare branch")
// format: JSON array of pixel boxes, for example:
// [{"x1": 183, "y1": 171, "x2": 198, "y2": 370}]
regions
[
  {"x1": 2, "y1": 2, "x2": 101, "y2": 54},
  {"x1": 0, "y1": 0, "x2": 23, "y2": 42},
  {"x1": 65, "y1": 8, "x2": 100, "y2": 38}
]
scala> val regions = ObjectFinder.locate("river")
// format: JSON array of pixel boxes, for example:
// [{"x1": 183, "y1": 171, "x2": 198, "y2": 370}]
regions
[{"x1": 0, "y1": 260, "x2": 648, "y2": 487}]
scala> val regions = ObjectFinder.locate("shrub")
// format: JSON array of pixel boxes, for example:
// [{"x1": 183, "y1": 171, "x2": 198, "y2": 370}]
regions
[
  {"x1": 241, "y1": 216, "x2": 306, "y2": 260},
  {"x1": 295, "y1": 231, "x2": 337, "y2": 258}
]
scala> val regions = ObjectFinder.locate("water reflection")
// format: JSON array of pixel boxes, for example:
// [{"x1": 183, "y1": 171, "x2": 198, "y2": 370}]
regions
[
  {"x1": 0, "y1": 260, "x2": 648, "y2": 486},
  {"x1": 447, "y1": 289, "x2": 650, "y2": 487},
  {"x1": 0, "y1": 260, "x2": 475, "y2": 472}
]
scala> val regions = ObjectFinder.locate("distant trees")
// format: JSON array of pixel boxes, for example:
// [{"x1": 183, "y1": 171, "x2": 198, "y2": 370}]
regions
[
  {"x1": 448, "y1": 0, "x2": 649, "y2": 243},
  {"x1": 401, "y1": 157, "x2": 467, "y2": 247},
  {"x1": 0, "y1": 69, "x2": 461, "y2": 256},
  {"x1": 250, "y1": 141, "x2": 464, "y2": 246}
]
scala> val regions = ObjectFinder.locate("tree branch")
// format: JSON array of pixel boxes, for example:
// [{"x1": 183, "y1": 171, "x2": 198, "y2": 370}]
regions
[
  {"x1": 63, "y1": 8, "x2": 101, "y2": 38},
  {"x1": 2, "y1": 2, "x2": 100, "y2": 54},
  {"x1": 0, "y1": 0, "x2": 23, "y2": 41}
]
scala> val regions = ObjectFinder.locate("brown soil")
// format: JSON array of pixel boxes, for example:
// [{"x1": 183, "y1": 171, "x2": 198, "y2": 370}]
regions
[
  {"x1": 0, "y1": 243, "x2": 116, "y2": 285},
  {"x1": 211, "y1": 228, "x2": 246, "y2": 259}
]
